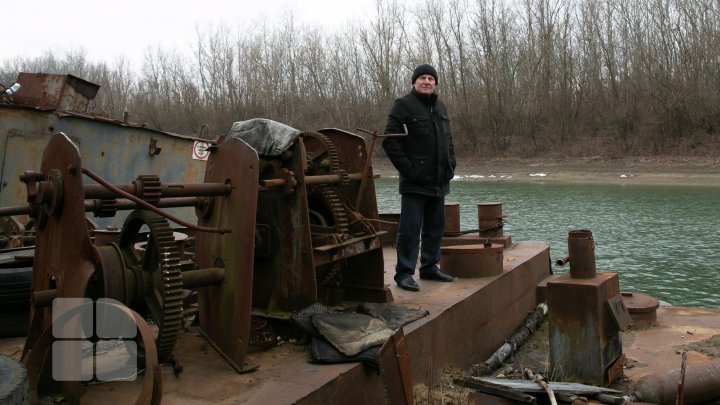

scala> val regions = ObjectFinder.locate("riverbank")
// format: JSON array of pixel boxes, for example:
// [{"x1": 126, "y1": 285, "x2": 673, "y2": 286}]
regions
[{"x1": 373, "y1": 156, "x2": 720, "y2": 187}]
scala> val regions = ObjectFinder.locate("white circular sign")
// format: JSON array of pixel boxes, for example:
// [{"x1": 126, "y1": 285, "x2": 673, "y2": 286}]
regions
[{"x1": 193, "y1": 141, "x2": 211, "y2": 160}]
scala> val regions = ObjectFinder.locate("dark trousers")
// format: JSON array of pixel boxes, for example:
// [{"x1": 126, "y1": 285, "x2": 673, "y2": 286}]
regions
[{"x1": 395, "y1": 193, "x2": 445, "y2": 281}]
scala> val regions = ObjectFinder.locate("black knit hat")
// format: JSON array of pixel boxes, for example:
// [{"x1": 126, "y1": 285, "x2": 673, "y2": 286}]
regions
[{"x1": 411, "y1": 64, "x2": 438, "y2": 84}]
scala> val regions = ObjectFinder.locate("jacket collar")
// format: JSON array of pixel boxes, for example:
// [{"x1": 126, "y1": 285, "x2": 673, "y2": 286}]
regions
[{"x1": 411, "y1": 88, "x2": 438, "y2": 105}]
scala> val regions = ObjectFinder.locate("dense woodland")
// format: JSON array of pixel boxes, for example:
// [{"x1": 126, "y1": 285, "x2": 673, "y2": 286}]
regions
[{"x1": 2, "y1": 0, "x2": 720, "y2": 159}]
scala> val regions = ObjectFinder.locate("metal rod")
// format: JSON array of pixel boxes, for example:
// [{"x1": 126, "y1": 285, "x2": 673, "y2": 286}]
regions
[
  {"x1": 32, "y1": 289, "x2": 58, "y2": 308},
  {"x1": 304, "y1": 173, "x2": 364, "y2": 185},
  {"x1": 87, "y1": 197, "x2": 201, "y2": 211},
  {"x1": 82, "y1": 168, "x2": 230, "y2": 234},
  {"x1": 354, "y1": 125, "x2": 408, "y2": 210},
  {"x1": 84, "y1": 183, "x2": 231, "y2": 199},
  {"x1": 0, "y1": 205, "x2": 30, "y2": 216},
  {"x1": 0, "y1": 198, "x2": 203, "y2": 218},
  {"x1": 261, "y1": 172, "x2": 365, "y2": 188},
  {"x1": 182, "y1": 267, "x2": 225, "y2": 289}
]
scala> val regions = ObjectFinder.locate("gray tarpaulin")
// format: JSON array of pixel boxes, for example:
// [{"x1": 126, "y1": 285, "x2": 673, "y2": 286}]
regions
[
  {"x1": 309, "y1": 337, "x2": 380, "y2": 371},
  {"x1": 312, "y1": 312, "x2": 394, "y2": 357},
  {"x1": 358, "y1": 303, "x2": 429, "y2": 330},
  {"x1": 228, "y1": 118, "x2": 302, "y2": 156},
  {"x1": 294, "y1": 302, "x2": 430, "y2": 365}
]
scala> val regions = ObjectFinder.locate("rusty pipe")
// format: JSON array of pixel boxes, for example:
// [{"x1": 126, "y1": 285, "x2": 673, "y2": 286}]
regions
[
  {"x1": 305, "y1": 173, "x2": 365, "y2": 185},
  {"x1": 1, "y1": 198, "x2": 203, "y2": 218},
  {"x1": 84, "y1": 182, "x2": 231, "y2": 199},
  {"x1": 555, "y1": 255, "x2": 570, "y2": 267},
  {"x1": 632, "y1": 358, "x2": 720, "y2": 404},
  {"x1": 32, "y1": 289, "x2": 58, "y2": 308},
  {"x1": 182, "y1": 267, "x2": 225, "y2": 289},
  {"x1": 567, "y1": 229, "x2": 596, "y2": 279},
  {"x1": 32, "y1": 267, "x2": 226, "y2": 306},
  {"x1": 260, "y1": 172, "x2": 365, "y2": 188},
  {"x1": 0, "y1": 205, "x2": 30, "y2": 216},
  {"x1": 83, "y1": 168, "x2": 230, "y2": 234},
  {"x1": 87, "y1": 197, "x2": 202, "y2": 211}
]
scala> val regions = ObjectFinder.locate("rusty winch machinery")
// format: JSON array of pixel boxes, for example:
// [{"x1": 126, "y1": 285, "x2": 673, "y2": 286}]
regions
[
  {"x1": 3, "y1": 132, "x2": 259, "y2": 403},
  {"x1": 246, "y1": 126, "x2": 391, "y2": 313},
  {"x1": 1, "y1": 122, "x2": 391, "y2": 403}
]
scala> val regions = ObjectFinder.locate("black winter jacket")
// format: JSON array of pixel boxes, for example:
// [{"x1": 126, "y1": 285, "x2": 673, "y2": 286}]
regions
[{"x1": 382, "y1": 89, "x2": 456, "y2": 197}]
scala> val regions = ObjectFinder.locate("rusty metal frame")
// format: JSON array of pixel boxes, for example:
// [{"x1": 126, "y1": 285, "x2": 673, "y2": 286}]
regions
[
  {"x1": 20, "y1": 133, "x2": 162, "y2": 404},
  {"x1": 194, "y1": 135, "x2": 259, "y2": 372}
]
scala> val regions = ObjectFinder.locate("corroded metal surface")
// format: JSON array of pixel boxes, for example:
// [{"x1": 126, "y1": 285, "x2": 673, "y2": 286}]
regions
[
  {"x1": 444, "y1": 202, "x2": 460, "y2": 234},
  {"x1": 379, "y1": 328, "x2": 412, "y2": 405},
  {"x1": 20, "y1": 133, "x2": 98, "y2": 404},
  {"x1": 440, "y1": 243, "x2": 504, "y2": 277},
  {"x1": 567, "y1": 229, "x2": 596, "y2": 279},
  {"x1": 19, "y1": 133, "x2": 163, "y2": 404},
  {"x1": 621, "y1": 291, "x2": 659, "y2": 328},
  {"x1": 194, "y1": 135, "x2": 259, "y2": 372},
  {"x1": 10, "y1": 132, "x2": 260, "y2": 402},
  {"x1": 441, "y1": 202, "x2": 512, "y2": 247},
  {"x1": 477, "y1": 202, "x2": 505, "y2": 237},
  {"x1": 1, "y1": 102, "x2": 209, "y2": 229},
  {"x1": 11, "y1": 72, "x2": 100, "y2": 111},
  {"x1": 547, "y1": 272, "x2": 623, "y2": 387},
  {"x1": 633, "y1": 357, "x2": 720, "y2": 404},
  {"x1": 253, "y1": 128, "x2": 390, "y2": 313},
  {"x1": 68, "y1": 241, "x2": 552, "y2": 404},
  {"x1": 548, "y1": 230, "x2": 624, "y2": 386}
]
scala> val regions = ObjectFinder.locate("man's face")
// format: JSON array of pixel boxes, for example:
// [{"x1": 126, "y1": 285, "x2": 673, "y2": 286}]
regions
[{"x1": 413, "y1": 74, "x2": 436, "y2": 95}]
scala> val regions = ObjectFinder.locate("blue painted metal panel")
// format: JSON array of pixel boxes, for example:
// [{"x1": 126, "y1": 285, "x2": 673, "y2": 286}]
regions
[{"x1": 1, "y1": 106, "x2": 215, "y2": 228}]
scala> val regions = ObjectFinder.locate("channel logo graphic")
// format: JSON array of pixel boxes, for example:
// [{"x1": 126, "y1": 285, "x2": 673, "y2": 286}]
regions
[{"x1": 52, "y1": 298, "x2": 139, "y2": 382}]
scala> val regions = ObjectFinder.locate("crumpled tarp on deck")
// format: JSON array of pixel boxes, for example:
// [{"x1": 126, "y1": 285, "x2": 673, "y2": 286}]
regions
[{"x1": 292, "y1": 302, "x2": 429, "y2": 369}]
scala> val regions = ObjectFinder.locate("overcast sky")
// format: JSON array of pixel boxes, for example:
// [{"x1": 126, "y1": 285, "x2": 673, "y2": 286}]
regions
[{"x1": 4, "y1": 0, "x2": 378, "y2": 68}]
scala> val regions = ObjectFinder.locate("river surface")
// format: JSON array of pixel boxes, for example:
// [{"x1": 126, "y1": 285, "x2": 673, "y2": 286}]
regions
[{"x1": 374, "y1": 177, "x2": 720, "y2": 308}]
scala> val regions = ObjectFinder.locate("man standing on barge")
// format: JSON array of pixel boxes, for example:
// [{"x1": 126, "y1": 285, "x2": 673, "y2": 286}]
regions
[{"x1": 382, "y1": 63, "x2": 456, "y2": 292}]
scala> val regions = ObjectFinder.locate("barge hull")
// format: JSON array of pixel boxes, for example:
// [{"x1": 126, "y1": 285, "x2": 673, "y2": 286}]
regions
[{"x1": 71, "y1": 242, "x2": 551, "y2": 404}]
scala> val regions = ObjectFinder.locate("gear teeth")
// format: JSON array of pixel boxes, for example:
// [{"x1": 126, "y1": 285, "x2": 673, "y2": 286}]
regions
[
  {"x1": 121, "y1": 209, "x2": 183, "y2": 362},
  {"x1": 304, "y1": 132, "x2": 341, "y2": 175},
  {"x1": 136, "y1": 175, "x2": 162, "y2": 205},
  {"x1": 319, "y1": 187, "x2": 350, "y2": 236}
]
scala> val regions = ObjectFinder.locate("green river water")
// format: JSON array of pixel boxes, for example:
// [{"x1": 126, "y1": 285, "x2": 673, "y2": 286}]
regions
[{"x1": 374, "y1": 177, "x2": 720, "y2": 308}]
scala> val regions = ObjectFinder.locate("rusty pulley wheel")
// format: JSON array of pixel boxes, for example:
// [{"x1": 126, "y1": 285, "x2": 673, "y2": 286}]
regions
[{"x1": 118, "y1": 210, "x2": 183, "y2": 363}]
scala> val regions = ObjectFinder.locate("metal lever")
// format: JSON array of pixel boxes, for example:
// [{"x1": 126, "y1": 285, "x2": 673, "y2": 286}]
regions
[{"x1": 354, "y1": 125, "x2": 408, "y2": 210}]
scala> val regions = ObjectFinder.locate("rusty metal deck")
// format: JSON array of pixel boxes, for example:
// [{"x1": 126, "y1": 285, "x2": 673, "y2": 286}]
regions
[
  {"x1": 2, "y1": 241, "x2": 720, "y2": 403},
  {"x1": 0, "y1": 242, "x2": 547, "y2": 404}
]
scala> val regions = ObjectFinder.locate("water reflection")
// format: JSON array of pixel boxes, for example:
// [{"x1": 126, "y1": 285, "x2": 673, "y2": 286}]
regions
[{"x1": 374, "y1": 177, "x2": 720, "y2": 307}]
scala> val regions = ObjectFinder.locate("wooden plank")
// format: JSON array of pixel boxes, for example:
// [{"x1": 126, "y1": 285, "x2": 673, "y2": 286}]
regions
[
  {"x1": 472, "y1": 377, "x2": 623, "y2": 395},
  {"x1": 468, "y1": 392, "x2": 527, "y2": 405},
  {"x1": 453, "y1": 378, "x2": 537, "y2": 404}
]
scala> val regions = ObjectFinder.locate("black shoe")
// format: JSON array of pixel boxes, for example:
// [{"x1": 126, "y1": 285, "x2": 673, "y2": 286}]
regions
[
  {"x1": 420, "y1": 268, "x2": 455, "y2": 282},
  {"x1": 396, "y1": 276, "x2": 420, "y2": 291}
]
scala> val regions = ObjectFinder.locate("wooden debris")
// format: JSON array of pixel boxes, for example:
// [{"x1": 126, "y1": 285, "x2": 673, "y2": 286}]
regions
[
  {"x1": 524, "y1": 368, "x2": 557, "y2": 405},
  {"x1": 470, "y1": 303, "x2": 548, "y2": 376},
  {"x1": 453, "y1": 378, "x2": 537, "y2": 404},
  {"x1": 471, "y1": 377, "x2": 624, "y2": 395},
  {"x1": 458, "y1": 376, "x2": 627, "y2": 404}
]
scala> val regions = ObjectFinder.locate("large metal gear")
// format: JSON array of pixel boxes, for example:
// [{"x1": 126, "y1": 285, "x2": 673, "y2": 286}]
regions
[
  {"x1": 118, "y1": 210, "x2": 183, "y2": 362},
  {"x1": 317, "y1": 187, "x2": 349, "y2": 236},
  {"x1": 304, "y1": 131, "x2": 340, "y2": 175},
  {"x1": 304, "y1": 131, "x2": 349, "y2": 238}
]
